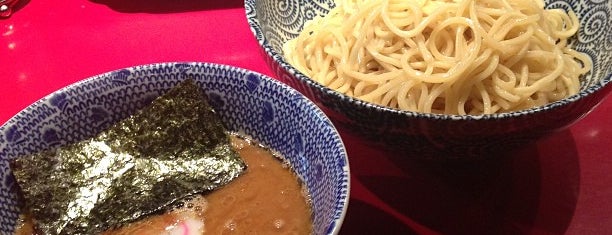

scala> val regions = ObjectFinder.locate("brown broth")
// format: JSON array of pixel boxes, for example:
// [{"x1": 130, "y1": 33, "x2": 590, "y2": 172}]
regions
[{"x1": 15, "y1": 135, "x2": 312, "y2": 235}]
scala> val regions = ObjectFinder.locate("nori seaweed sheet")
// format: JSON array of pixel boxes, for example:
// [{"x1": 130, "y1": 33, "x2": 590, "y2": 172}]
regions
[{"x1": 10, "y1": 79, "x2": 246, "y2": 235}]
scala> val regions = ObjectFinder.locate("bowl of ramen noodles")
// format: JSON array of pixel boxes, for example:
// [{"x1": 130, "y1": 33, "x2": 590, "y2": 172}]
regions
[
  {"x1": 0, "y1": 62, "x2": 350, "y2": 235},
  {"x1": 246, "y1": 0, "x2": 612, "y2": 159}
]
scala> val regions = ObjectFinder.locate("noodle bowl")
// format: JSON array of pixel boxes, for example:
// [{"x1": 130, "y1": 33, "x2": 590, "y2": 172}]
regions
[
  {"x1": 283, "y1": 0, "x2": 592, "y2": 115},
  {"x1": 247, "y1": 0, "x2": 612, "y2": 158}
]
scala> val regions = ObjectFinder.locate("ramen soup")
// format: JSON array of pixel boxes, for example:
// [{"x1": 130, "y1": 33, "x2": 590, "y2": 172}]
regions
[
  {"x1": 10, "y1": 80, "x2": 312, "y2": 234},
  {"x1": 14, "y1": 135, "x2": 313, "y2": 235}
]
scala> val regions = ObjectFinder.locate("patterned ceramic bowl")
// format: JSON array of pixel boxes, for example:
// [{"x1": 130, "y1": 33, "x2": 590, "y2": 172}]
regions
[
  {"x1": 0, "y1": 62, "x2": 350, "y2": 234},
  {"x1": 246, "y1": 0, "x2": 612, "y2": 159}
]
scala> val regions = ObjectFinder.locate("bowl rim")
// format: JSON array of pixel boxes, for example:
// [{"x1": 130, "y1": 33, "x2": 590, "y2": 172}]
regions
[
  {"x1": 245, "y1": 0, "x2": 612, "y2": 121},
  {"x1": 0, "y1": 61, "x2": 352, "y2": 235}
]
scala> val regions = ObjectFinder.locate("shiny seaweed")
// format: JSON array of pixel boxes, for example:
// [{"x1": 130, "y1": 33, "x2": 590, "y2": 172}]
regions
[{"x1": 10, "y1": 79, "x2": 246, "y2": 235}]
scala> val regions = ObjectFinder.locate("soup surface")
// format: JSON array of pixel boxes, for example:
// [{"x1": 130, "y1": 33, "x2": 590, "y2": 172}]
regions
[{"x1": 15, "y1": 135, "x2": 312, "y2": 235}]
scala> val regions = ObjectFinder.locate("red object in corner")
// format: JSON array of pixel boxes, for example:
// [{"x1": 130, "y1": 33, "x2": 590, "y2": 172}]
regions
[{"x1": 0, "y1": 0, "x2": 20, "y2": 18}]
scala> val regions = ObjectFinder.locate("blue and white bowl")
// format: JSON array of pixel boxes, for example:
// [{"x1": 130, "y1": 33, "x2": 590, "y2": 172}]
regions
[
  {"x1": 246, "y1": 0, "x2": 612, "y2": 159},
  {"x1": 0, "y1": 62, "x2": 350, "y2": 234}
]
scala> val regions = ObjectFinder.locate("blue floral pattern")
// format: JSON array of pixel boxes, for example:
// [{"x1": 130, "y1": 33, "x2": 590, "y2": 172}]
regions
[{"x1": 0, "y1": 62, "x2": 350, "y2": 235}]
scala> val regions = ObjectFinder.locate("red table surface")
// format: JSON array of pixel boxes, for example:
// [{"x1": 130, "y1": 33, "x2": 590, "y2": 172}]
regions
[{"x1": 1, "y1": 1, "x2": 611, "y2": 234}]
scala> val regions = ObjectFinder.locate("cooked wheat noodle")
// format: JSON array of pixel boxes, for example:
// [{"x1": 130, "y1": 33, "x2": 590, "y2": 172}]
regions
[{"x1": 283, "y1": 0, "x2": 591, "y2": 115}]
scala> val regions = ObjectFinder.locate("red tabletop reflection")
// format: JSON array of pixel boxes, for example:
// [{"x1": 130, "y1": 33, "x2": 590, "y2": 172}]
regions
[{"x1": 1, "y1": 1, "x2": 611, "y2": 234}]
